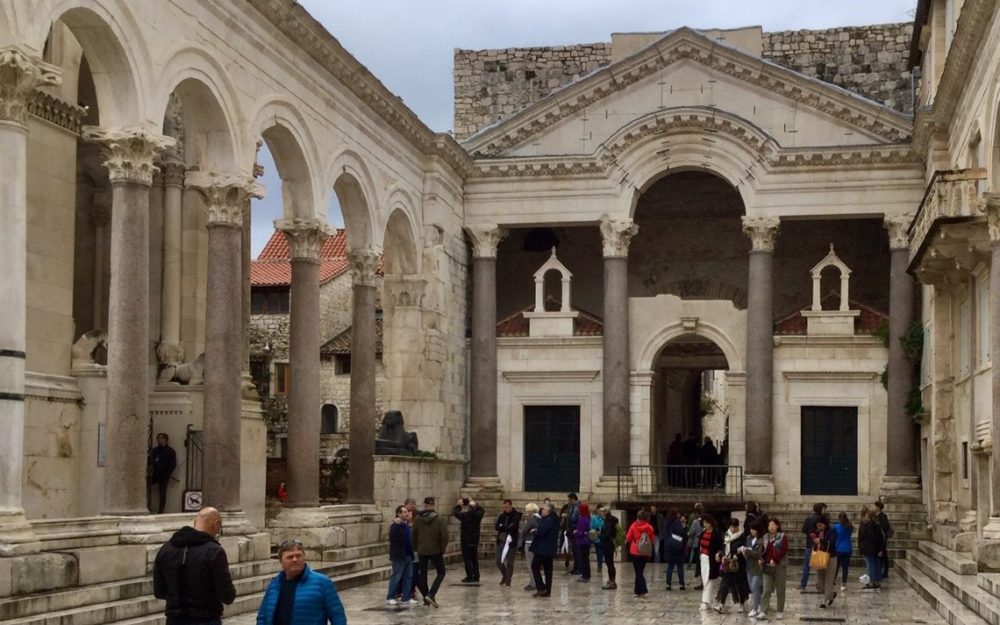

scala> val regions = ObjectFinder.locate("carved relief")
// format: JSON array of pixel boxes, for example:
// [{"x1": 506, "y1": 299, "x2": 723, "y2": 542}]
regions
[
  {"x1": 465, "y1": 223, "x2": 508, "y2": 258},
  {"x1": 741, "y1": 216, "x2": 780, "y2": 252},
  {"x1": 186, "y1": 171, "x2": 265, "y2": 228},
  {"x1": 982, "y1": 194, "x2": 1000, "y2": 244},
  {"x1": 883, "y1": 214, "x2": 914, "y2": 251},
  {"x1": 71, "y1": 330, "x2": 107, "y2": 371},
  {"x1": 599, "y1": 214, "x2": 638, "y2": 258},
  {"x1": 348, "y1": 248, "x2": 381, "y2": 286},
  {"x1": 0, "y1": 46, "x2": 61, "y2": 127},
  {"x1": 82, "y1": 126, "x2": 176, "y2": 186}
]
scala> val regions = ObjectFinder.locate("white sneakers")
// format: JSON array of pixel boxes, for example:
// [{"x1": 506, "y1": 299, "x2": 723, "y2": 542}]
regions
[
  {"x1": 755, "y1": 611, "x2": 767, "y2": 620},
  {"x1": 387, "y1": 599, "x2": 398, "y2": 606},
  {"x1": 406, "y1": 598, "x2": 419, "y2": 605},
  {"x1": 747, "y1": 608, "x2": 758, "y2": 618},
  {"x1": 700, "y1": 602, "x2": 709, "y2": 611},
  {"x1": 777, "y1": 612, "x2": 784, "y2": 620}
]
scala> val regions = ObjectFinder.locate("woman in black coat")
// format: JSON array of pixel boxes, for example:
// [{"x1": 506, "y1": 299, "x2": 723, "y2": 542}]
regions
[
  {"x1": 529, "y1": 503, "x2": 560, "y2": 597},
  {"x1": 858, "y1": 506, "x2": 886, "y2": 590}
]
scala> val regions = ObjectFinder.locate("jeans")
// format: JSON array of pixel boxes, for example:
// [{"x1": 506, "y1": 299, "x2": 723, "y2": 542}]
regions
[
  {"x1": 530, "y1": 553, "x2": 553, "y2": 593},
  {"x1": 462, "y1": 543, "x2": 480, "y2": 581},
  {"x1": 575, "y1": 543, "x2": 591, "y2": 580},
  {"x1": 666, "y1": 561, "x2": 685, "y2": 587},
  {"x1": 747, "y1": 572, "x2": 763, "y2": 611},
  {"x1": 800, "y1": 544, "x2": 813, "y2": 588},
  {"x1": 835, "y1": 552, "x2": 851, "y2": 584},
  {"x1": 417, "y1": 553, "x2": 446, "y2": 598},
  {"x1": 603, "y1": 542, "x2": 617, "y2": 583},
  {"x1": 387, "y1": 556, "x2": 413, "y2": 600},
  {"x1": 760, "y1": 565, "x2": 787, "y2": 614},
  {"x1": 865, "y1": 554, "x2": 882, "y2": 584},
  {"x1": 633, "y1": 555, "x2": 649, "y2": 595},
  {"x1": 595, "y1": 541, "x2": 605, "y2": 569}
]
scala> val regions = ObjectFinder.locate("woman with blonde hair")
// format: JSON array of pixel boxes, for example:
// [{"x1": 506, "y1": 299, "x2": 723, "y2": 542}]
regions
[{"x1": 519, "y1": 503, "x2": 541, "y2": 590}]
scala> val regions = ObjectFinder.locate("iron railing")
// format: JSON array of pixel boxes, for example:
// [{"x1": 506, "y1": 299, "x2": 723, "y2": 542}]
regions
[{"x1": 617, "y1": 464, "x2": 744, "y2": 503}]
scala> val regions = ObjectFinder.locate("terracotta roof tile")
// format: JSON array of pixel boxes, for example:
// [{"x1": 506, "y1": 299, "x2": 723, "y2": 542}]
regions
[
  {"x1": 252, "y1": 228, "x2": 374, "y2": 287},
  {"x1": 320, "y1": 317, "x2": 384, "y2": 356},
  {"x1": 774, "y1": 292, "x2": 888, "y2": 336},
  {"x1": 497, "y1": 298, "x2": 604, "y2": 337}
]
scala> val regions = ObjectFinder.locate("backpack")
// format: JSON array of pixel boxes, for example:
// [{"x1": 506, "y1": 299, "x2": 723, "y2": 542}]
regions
[
  {"x1": 637, "y1": 530, "x2": 653, "y2": 557},
  {"x1": 614, "y1": 520, "x2": 625, "y2": 547}
]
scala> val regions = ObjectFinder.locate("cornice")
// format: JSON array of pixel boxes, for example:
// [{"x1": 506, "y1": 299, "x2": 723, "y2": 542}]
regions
[
  {"x1": 245, "y1": 0, "x2": 475, "y2": 178},
  {"x1": 464, "y1": 28, "x2": 912, "y2": 157},
  {"x1": 27, "y1": 91, "x2": 86, "y2": 134}
]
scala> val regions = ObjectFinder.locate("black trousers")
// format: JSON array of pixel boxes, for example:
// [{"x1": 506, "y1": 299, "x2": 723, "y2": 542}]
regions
[
  {"x1": 531, "y1": 553, "x2": 553, "y2": 593},
  {"x1": 633, "y1": 556, "x2": 650, "y2": 595},
  {"x1": 417, "y1": 553, "x2": 446, "y2": 598},
  {"x1": 152, "y1": 477, "x2": 169, "y2": 514},
  {"x1": 461, "y1": 543, "x2": 480, "y2": 580},
  {"x1": 575, "y1": 543, "x2": 591, "y2": 580},
  {"x1": 602, "y1": 541, "x2": 617, "y2": 582},
  {"x1": 880, "y1": 546, "x2": 890, "y2": 577}
]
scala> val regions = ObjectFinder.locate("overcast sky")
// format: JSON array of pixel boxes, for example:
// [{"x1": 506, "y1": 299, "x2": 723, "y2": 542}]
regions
[{"x1": 251, "y1": 0, "x2": 918, "y2": 255}]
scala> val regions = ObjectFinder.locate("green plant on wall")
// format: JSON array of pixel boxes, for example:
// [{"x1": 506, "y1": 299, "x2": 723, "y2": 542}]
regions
[{"x1": 875, "y1": 319, "x2": 924, "y2": 421}]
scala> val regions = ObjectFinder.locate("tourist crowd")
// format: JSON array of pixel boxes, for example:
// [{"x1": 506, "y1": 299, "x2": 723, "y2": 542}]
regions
[{"x1": 383, "y1": 495, "x2": 896, "y2": 621}]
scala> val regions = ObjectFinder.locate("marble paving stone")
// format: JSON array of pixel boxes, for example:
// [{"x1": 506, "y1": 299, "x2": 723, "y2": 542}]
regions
[{"x1": 223, "y1": 561, "x2": 947, "y2": 625}]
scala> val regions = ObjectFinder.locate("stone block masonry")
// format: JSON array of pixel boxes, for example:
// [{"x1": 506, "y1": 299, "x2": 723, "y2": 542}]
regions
[{"x1": 454, "y1": 23, "x2": 914, "y2": 140}]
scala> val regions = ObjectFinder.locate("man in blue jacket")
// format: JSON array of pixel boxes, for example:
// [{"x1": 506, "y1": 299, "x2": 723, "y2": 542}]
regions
[{"x1": 257, "y1": 539, "x2": 347, "y2": 625}]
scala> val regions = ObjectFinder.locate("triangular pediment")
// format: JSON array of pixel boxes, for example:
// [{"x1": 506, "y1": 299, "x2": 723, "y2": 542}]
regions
[{"x1": 463, "y1": 27, "x2": 913, "y2": 158}]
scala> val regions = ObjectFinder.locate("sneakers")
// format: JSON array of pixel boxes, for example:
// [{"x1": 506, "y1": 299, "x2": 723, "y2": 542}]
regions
[
  {"x1": 406, "y1": 599, "x2": 419, "y2": 606},
  {"x1": 776, "y1": 612, "x2": 784, "y2": 620},
  {"x1": 840, "y1": 585, "x2": 847, "y2": 592},
  {"x1": 602, "y1": 581, "x2": 617, "y2": 590},
  {"x1": 755, "y1": 611, "x2": 767, "y2": 620},
  {"x1": 425, "y1": 595, "x2": 438, "y2": 608},
  {"x1": 679, "y1": 585, "x2": 686, "y2": 591},
  {"x1": 713, "y1": 604, "x2": 725, "y2": 613},
  {"x1": 387, "y1": 599, "x2": 398, "y2": 606},
  {"x1": 700, "y1": 602, "x2": 709, "y2": 611},
  {"x1": 747, "y1": 609, "x2": 759, "y2": 618}
]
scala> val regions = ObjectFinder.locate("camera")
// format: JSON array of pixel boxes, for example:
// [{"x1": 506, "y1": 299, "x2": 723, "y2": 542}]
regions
[{"x1": 462, "y1": 497, "x2": 470, "y2": 506}]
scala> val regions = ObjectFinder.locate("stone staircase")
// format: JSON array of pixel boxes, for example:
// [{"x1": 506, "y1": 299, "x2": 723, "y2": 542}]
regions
[{"x1": 896, "y1": 541, "x2": 1000, "y2": 625}]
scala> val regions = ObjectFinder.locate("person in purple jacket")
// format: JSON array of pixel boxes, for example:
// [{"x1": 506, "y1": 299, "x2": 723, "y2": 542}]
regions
[{"x1": 573, "y1": 501, "x2": 593, "y2": 582}]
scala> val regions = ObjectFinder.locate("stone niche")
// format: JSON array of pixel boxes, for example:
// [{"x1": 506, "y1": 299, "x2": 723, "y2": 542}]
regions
[
  {"x1": 522, "y1": 248, "x2": 579, "y2": 337},
  {"x1": 800, "y1": 245, "x2": 860, "y2": 336}
]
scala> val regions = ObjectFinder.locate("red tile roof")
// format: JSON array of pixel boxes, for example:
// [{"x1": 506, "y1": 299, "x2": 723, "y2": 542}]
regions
[
  {"x1": 251, "y1": 229, "x2": 363, "y2": 287},
  {"x1": 497, "y1": 298, "x2": 604, "y2": 337},
  {"x1": 774, "y1": 292, "x2": 888, "y2": 336},
  {"x1": 320, "y1": 318, "x2": 384, "y2": 357}
]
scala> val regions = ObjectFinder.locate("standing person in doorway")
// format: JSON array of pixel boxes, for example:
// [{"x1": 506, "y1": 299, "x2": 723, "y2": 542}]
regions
[
  {"x1": 453, "y1": 497, "x2": 485, "y2": 583},
  {"x1": 153, "y1": 507, "x2": 235, "y2": 625},
  {"x1": 874, "y1": 500, "x2": 893, "y2": 579},
  {"x1": 256, "y1": 539, "x2": 347, "y2": 625},
  {"x1": 413, "y1": 496, "x2": 449, "y2": 607},
  {"x1": 698, "y1": 513, "x2": 724, "y2": 612},
  {"x1": 757, "y1": 518, "x2": 789, "y2": 621},
  {"x1": 572, "y1": 502, "x2": 593, "y2": 582},
  {"x1": 833, "y1": 512, "x2": 854, "y2": 592},
  {"x1": 626, "y1": 509, "x2": 656, "y2": 597},
  {"x1": 386, "y1": 506, "x2": 416, "y2": 606},
  {"x1": 664, "y1": 508, "x2": 687, "y2": 591},
  {"x1": 148, "y1": 433, "x2": 177, "y2": 514},
  {"x1": 598, "y1": 506, "x2": 619, "y2": 590},
  {"x1": 519, "y1": 502, "x2": 541, "y2": 590},
  {"x1": 812, "y1": 515, "x2": 838, "y2": 609},
  {"x1": 800, "y1": 502, "x2": 826, "y2": 591},
  {"x1": 494, "y1": 499, "x2": 522, "y2": 587},
  {"x1": 529, "y1": 502, "x2": 560, "y2": 597}
]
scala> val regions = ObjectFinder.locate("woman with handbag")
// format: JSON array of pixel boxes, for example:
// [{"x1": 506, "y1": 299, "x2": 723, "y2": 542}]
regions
[
  {"x1": 714, "y1": 518, "x2": 750, "y2": 613},
  {"x1": 698, "y1": 514, "x2": 725, "y2": 612},
  {"x1": 625, "y1": 509, "x2": 656, "y2": 596},
  {"x1": 811, "y1": 515, "x2": 838, "y2": 608},
  {"x1": 757, "y1": 517, "x2": 789, "y2": 621}
]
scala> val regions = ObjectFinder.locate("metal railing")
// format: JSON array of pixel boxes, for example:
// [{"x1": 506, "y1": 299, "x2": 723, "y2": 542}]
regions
[{"x1": 616, "y1": 464, "x2": 744, "y2": 503}]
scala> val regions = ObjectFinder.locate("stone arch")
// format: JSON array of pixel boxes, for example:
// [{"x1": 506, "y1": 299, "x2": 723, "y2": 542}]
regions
[
  {"x1": 328, "y1": 149, "x2": 379, "y2": 251},
  {"x1": 637, "y1": 321, "x2": 743, "y2": 373},
  {"x1": 154, "y1": 45, "x2": 243, "y2": 171},
  {"x1": 382, "y1": 188, "x2": 421, "y2": 275},
  {"x1": 251, "y1": 98, "x2": 322, "y2": 219},
  {"x1": 44, "y1": 2, "x2": 147, "y2": 126}
]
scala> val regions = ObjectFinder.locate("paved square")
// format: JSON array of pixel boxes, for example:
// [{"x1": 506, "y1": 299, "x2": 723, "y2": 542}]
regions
[{"x1": 224, "y1": 561, "x2": 947, "y2": 624}]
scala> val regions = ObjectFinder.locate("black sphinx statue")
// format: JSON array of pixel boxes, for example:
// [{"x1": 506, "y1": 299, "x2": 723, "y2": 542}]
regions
[{"x1": 374, "y1": 410, "x2": 419, "y2": 455}]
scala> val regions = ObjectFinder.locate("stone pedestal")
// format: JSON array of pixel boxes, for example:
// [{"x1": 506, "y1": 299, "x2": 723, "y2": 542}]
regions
[
  {"x1": 347, "y1": 249, "x2": 380, "y2": 504},
  {"x1": 187, "y1": 172, "x2": 263, "y2": 512},
  {"x1": 599, "y1": 216, "x2": 637, "y2": 479},
  {"x1": 268, "y1": 504, "x2": 383, "y2": 561},
  {"x1": 83, "y1": 126, "x2": 175, "y2": 516},
  {"x1": 880, "y1": 475, "x2": 923, "y2": 503}
]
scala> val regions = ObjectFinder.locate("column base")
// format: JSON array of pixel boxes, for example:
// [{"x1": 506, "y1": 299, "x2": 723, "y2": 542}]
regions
[
  {"x1": 880, "y1": 475, "x2": 922, "y2": 503},
  {"x1": 269, "y1": 504, "x2": 382, "y2": 561},
  {"x1": 0, "y1": 511, "x2": 41, "y2": 556},
  {"x1": 974, "y1": 520, "x2": 1000, "y2": 571},
  {"x1": 744, "y1": 474, "x2": 775, "y2": 497}
]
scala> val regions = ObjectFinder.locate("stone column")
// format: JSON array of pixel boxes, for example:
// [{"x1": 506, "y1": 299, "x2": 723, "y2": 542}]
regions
[
  {"x1": 186, "y1": 172, "x2": 263, "y2": 512},
  {"x1": 882, "y1": 215, "x2": 922, "y2": 501},
  {"x1": 741, "y1": 216, "x2": 779, "y2": 491},
  {"x1": 82, "y1": 126, "x2": 175, "y2": 515},
  {"x1": 278, "y1": 218, "x2": 329, "y2": 507},
  {"x1": 982, "y1": 197, "x2": 1000, "y2": 540},
  {"x1": 347, "y1": 248, "x2": 380, "y2": 503},
  {"x1": 465, "y1": 224, "x2": 507, "y2": 479},
  {"x1": 599, "y1": 216, "x2": 638, "y2": 478},
  {"x1": 0, "y1": 46, "x2": 59, "y2": 554},
  {"x1": 90, "y1": 199, "x2": 111, "y2": 330},
  {"x1": 157, "y1": 158, "x2": 185, "y2": 364}
]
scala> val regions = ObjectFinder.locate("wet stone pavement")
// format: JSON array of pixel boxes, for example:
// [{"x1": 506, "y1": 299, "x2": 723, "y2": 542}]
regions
[{"x1": 223, "y1": 561, "x2": 947, "y2": 625}]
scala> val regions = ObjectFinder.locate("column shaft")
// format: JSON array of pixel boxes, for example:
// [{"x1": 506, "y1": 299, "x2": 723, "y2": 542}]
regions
[
  {"x1": 991, "y1": 242, "x2": 1000, "y2": 516},
  {"x1": 886, "y1": 247, "x2": 917, "y2": 476},
  {"x1": 202, "y1": 223, "x2": 243, "y2": 511},
  {"x1": 602, "y1": 256, "x2": 630, "y2": 473},
  {"x1": 160, "y1": 168, "x2": 183, "y2": 349},
  {"x1": 0, "y1": 122, "x2": 28, "y2": 516},
  {"x1": 470, "y1": 256, "x2": 499, "y2": 477},
  {"x1": 745, "y1": 249, "x2": 775, "y2": 475},
  {"x1": 348, "y1": 282, "x2": 377, "y2": 503}
]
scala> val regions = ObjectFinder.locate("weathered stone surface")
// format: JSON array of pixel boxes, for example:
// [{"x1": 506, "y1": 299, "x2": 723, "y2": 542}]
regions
[{"x1": 10, "y1": 553, "x2": 77, "y2": 595}]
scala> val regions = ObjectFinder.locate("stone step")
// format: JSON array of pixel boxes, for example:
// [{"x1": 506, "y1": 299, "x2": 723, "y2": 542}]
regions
[
  {"x1": 894, "y1": 558, "x2": 990, "y2": 625},
  {"x1": 919, "y1": 541, "x2": 979, "y2": 575},
  {"x1": 907, "y1": 548, "x2": 1000, "y2": 625},
  {"x1": 977, "y1": 573, "x2": 1000, "y2": 596},
  {"x1": 320, "y1": 541, "x2": 388, "y2": 562}
]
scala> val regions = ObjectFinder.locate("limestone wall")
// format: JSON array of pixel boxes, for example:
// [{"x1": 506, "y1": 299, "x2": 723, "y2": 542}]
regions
[
  {"x1": 454, "y1": 23, "x2": 914, "y2": 140},
  {"x1": 373, "y1": 456, "x2": 466, "y2": 512}
]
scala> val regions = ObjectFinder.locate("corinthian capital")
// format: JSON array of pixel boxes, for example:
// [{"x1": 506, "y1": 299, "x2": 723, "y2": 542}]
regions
[
  {"x1": 186, "y1": 171, "x2": 265, "y2": 228},
  {"x1": 83, "y1": 126, "x2": 176, "y2": 186},
  {"x1": 0, "y1": 46, "x2": 61, "y2": 127},
  {"x1": 883, "y1": 213, "x2": 914, "y2": 250},
  {"x1": 465, "y1": 223, "x2": 507, "y2": 259},
  {"x1": 348, "y1": 248, "x2": 381, "y2": 287},
  {"x1": 741, "y1": 216, "x2": 780, "y2": 252},
  {"x1": 276, "y1": 217, "x2": 331, "y2": 262},
  {"x1": 599, "y1": 214, "x2": 639, "y2": 258},
  {"x1": 983, "y1": 194, "x2": 1000, "y2": 244}
]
